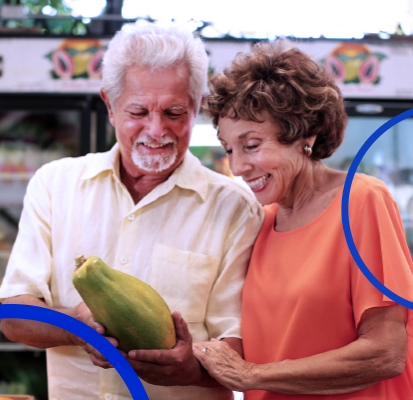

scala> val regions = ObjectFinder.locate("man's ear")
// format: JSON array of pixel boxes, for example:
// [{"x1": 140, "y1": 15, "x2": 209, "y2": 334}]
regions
[
  {"x1": 195, "y1": 95, "x2": 206, "y2": 116},
  {"x1": 100, "y1": 88, "x2": 116, "y2": 127}
]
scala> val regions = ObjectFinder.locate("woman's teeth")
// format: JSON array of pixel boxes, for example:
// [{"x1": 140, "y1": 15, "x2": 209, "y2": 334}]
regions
[{"x1": 246, "y1": 174, "x2": 270, "y2": 188}]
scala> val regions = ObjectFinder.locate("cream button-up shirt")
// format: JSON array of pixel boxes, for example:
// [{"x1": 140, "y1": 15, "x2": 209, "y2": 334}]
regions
[{"x1": 0, "y1": 144, "x2": 263, "y2": 400}]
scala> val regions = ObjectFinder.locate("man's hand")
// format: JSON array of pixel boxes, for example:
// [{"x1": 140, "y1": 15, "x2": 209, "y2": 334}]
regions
[
  {"x1": 71, "y1": 301, "x2": 118, "y2": 369},
  {"x1": 125, "y1": 311, "x2": 203, "y2": 386}
]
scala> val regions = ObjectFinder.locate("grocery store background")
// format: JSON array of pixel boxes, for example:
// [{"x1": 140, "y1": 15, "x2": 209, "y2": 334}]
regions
[{"x1": 2, "y1": 0, "x2": 413, "y2": 398}]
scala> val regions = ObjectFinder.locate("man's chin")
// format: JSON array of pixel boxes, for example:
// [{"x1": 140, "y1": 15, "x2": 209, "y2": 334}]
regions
[{"x1": 131, "y1": 151, "x2": 179, "y2": 174}]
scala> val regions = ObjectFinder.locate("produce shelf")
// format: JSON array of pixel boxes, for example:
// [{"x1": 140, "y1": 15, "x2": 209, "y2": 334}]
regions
[{"x1": 0, "y1": 343, "x2": 45, "y2": 352}]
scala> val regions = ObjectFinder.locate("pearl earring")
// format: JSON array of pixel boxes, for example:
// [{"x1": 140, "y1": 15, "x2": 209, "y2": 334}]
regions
[{"x1": 304, "y1": 144, "x2": 312, "y2": 156}]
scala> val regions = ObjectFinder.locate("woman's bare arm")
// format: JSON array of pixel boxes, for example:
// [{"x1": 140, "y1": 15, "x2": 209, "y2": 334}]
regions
[{"x1": 194, "y1": 304, "x2": 408, "y2": 394}]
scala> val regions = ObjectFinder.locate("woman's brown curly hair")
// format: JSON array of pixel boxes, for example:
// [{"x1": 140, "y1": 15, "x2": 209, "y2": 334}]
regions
[{"x1": 203, "y1": 40, "x2": 348, "y2": 160}]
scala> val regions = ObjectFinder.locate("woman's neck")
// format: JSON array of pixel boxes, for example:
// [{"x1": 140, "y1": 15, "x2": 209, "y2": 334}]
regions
[{"x1": 274, "y1": 162, "x2": 346, "y2": 232}]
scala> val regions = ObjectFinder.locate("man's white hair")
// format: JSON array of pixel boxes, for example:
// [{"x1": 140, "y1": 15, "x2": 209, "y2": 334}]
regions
[{"x1": 102, "y1": 23, "x2": 209, "y2": 113}]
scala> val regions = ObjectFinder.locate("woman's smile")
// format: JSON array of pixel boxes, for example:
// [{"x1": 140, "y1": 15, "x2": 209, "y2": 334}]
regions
[{"x1": 244, "y1": 174, "x2": 271, "y2": 191}]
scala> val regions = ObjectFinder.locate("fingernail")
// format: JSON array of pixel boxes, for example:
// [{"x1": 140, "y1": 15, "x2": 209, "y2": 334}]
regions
[{"x1": 129, "y1": 351, "x2": 136, "y2": 358}]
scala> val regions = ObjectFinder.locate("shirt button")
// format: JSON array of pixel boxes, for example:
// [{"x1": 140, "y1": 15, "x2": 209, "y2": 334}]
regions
[
  {"x1": 128, "y1": 214, "x2": 135, "y2": 221},
  {"x1": 104, "y1": 394, "x2": 112, "y2": 400},
  {"x1": 120, "y1": 256, "x2": 128, "y2": 264}
]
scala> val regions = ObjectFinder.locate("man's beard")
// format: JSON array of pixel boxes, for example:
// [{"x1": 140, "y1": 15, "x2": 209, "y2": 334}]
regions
[{"x1": 131, "y1": 134, "x2": 178, "y2": 173}]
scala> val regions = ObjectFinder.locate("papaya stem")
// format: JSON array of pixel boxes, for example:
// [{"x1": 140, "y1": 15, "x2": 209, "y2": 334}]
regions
[{"x1": 75, "y1": 255, "x2": 87, "y2": 270}]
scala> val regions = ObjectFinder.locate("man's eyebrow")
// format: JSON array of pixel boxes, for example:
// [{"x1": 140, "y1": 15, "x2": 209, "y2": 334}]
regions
[
  {"x1": 127, "y1": 103, "x2": 146, "y2": 109},
  {"x1": 167, "y1": 104, "x2": 187, "y2": 111},
  {"x1": 125, "y1": 103, "x2": 188, "y2": 111}
]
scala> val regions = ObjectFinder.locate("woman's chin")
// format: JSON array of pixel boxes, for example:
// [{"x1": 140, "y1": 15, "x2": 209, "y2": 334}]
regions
[{"x1": 256, "y1": 195, "x2": 277, "y2": 206}]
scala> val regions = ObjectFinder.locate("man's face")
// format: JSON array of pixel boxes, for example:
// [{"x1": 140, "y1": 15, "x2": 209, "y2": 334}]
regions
[{"x1": 104, "y1": 65, "x2": 195, "y2": 177}]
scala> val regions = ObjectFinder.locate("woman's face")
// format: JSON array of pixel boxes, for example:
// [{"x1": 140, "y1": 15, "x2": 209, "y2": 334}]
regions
[{"x1": 218, "y1": 116, "x2": 309, "y2": 206}]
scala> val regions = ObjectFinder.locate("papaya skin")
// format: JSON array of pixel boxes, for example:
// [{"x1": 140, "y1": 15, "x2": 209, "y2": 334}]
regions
[{"x1": 72, "y1": 256, "x2": 176, "y2": 352}]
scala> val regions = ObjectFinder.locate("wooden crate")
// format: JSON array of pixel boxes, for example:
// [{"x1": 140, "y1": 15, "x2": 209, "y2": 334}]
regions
[{"x1": 0, "y1": 396, "x2": 35, "y2": 400}]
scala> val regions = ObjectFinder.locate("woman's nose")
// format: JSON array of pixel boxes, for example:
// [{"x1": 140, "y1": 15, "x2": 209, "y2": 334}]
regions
[{"x1": 229, "y1": 153, "x2": 252, "y2": 177}]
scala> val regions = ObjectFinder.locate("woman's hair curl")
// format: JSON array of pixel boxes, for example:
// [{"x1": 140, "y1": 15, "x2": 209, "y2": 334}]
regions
[{"x1": 203, "y1": 39, "x2": 347, "y2": 159}]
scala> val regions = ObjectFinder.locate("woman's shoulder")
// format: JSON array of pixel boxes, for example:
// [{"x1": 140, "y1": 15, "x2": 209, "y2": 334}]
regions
[
  {"x1": 353, "y1": 173, "x2": 388, "y2": 188},
  {"x1": 349, "y1": 173, "x2": 396, "y2": 217},
  {"x1": 351, "y1": 173, "x2": 392, "y2": 199}
]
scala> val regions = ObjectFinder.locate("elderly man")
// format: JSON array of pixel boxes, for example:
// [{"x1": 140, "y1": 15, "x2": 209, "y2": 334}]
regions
[{"x1": 0, "y1": 24, "x2": 263, "y2": 400}]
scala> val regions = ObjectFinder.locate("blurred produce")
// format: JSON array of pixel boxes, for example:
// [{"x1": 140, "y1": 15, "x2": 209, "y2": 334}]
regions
[
  {"x1": 0, "y1": 352, "x2": 47, "y2": 400},
  {"x1": 189, "y1": 146, "x2": 231, "y2": 177}
]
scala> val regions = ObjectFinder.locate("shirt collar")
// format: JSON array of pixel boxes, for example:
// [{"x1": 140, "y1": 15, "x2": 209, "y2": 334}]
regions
[
  {"x1": 80, "y1": 144, "x2": 208, "y2": 202},
  {"x1": 169, "y1": 150, "x2": 208, "y2": 202},
  {"x1": 80, "y1": 143, "x2": 120, "y2": 181}
]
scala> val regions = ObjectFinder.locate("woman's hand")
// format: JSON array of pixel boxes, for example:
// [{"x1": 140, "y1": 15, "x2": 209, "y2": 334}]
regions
[{"x1": 193, "y1": 338, "x2": 254, "y2": 392}]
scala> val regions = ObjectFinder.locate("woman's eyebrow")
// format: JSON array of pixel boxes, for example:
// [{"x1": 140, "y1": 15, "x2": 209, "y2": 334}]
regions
[
  {"x1": 218, "y1": 130, "x2": 257, "y2": 143},
  {"x1": 238, "y1": 131, "x2": 251, "y2": 140}
]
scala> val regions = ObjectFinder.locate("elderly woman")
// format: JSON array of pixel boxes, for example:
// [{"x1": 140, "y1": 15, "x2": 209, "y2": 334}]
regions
[{"x1": 193, "y1": 41, "x2": 413, "y2": 399}]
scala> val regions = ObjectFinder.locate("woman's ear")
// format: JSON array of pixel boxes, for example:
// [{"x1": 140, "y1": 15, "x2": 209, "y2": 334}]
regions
[
  {"x1": 307, "y1": 135, "x2": 317, "y2": 148},
  {"x1": 297, "y1": 135, "x2": 317, "y2": 154}
]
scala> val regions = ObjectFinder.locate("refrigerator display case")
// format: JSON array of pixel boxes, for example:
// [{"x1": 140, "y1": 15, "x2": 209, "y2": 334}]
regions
[
  {"x1": 326, "y1": 99, "x2": 413, "y2": 257},
  {"x1": 0, "y1": 94, "x2": 95, "y2": 284},
  {"x1": 0, "y1": 93, "x2": 100, "y2": 399}
]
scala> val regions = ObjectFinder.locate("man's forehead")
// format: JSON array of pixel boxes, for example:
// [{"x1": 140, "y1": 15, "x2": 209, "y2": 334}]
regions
[{"x1": 124, "y1": 64, "x2": 190, "y2": 86}]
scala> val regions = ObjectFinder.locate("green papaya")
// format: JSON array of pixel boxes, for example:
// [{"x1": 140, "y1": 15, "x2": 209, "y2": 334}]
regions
[{"x1": 72, "y1": 255, "x2": 176, "y2": 352}]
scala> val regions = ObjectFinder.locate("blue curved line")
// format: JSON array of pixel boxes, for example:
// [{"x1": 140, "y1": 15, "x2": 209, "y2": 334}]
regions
[
  {"x1": 0, "y1": 304, "x2": 149, "y2": 399},
  {"x1": 341, "y1": 108, "x2": 413, "y2": 310}
]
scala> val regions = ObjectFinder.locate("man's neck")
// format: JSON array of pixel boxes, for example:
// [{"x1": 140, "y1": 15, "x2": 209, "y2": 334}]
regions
[{"x1": 119, "y1": 161, "x2": 172, "y2": 204}]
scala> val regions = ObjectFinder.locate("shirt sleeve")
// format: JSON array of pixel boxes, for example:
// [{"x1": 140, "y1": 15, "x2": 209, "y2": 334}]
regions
[
  {"x1": 0, "y1": 166, "x2": 53, "y2": 306},
  {"x1": 204, "y1": 197, "x2": 264, "y2": 340},
  {"x1": 350, "y1": 178, "x2": 413, "y2": 335}
]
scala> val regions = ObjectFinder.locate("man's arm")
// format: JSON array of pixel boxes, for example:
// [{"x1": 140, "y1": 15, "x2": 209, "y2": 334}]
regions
[{"x1": 1, "y1": 294, "x2": 115, "y2": 368}]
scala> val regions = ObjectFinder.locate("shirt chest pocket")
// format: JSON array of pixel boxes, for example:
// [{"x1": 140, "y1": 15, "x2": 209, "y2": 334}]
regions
[{"x1": 150, "y1": 244, "x2": 220, "y2": 322}]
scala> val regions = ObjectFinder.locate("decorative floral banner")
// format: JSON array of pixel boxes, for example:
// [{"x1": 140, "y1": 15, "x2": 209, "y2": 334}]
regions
[
  {"x1": 295, "y1": 39, "x2": 413, "y2": 99},
  {"x1": 45, "y1": 39, "x2": 106, "y2": 80},
  {"x1": 1, "y1": 38, "x2": 413, "y2": 99},
  {"x1": 0, "y1": 38, "x2": 109, "y2": 93}
]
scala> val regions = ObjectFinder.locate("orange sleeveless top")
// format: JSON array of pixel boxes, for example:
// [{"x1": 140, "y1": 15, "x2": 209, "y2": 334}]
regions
[{"x1": 242, "y1": 174, "x2": 413, "y2": 399}]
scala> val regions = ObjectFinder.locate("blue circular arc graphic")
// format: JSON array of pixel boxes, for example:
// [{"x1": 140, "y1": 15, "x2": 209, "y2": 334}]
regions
[
  {"x1": 0, "y1": 304, "x2": 149, "y2": 399},
  {"x1": 341, "y1": 108, "x2": 413, "y2": 310},
  {"x1": 2, "y1": 110, "x2": 412, "y2": 400}
]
